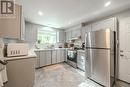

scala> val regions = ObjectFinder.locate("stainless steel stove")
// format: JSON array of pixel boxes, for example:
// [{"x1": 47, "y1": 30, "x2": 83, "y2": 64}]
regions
[{"x1": 67, "y1": 49, "x2": 77, "y2": 68}]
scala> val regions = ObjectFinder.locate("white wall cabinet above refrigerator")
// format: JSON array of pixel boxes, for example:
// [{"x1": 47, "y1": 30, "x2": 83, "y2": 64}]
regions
[
  {"x1": 91, "y1": 17, "x2": 117, "y2": 31},
  {"x1": 81, "y1": 17, "x2": 117, "y2": 42},
  {"x1": 0, "y1": 4, "x2": 25, "y2": 40}
]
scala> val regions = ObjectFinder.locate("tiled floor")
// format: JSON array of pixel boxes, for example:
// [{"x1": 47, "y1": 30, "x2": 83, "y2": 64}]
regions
[{"x1": 34, "y1": 63, "x2": 130, "y2": 87}]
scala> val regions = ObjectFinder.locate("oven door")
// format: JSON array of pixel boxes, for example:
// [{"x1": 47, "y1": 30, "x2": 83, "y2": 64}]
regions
[{"x1": 67, "y1": 50, "x2": 77, "y2": 62}]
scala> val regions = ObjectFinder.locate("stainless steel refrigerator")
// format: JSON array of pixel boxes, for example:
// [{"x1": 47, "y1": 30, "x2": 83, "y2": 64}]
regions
[{"x1": 85, "y1": 28, "x2": 115, "y2": 87}]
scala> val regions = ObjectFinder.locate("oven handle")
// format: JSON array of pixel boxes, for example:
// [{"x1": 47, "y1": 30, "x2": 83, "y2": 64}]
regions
[{"x1": 0, "y1": 60, "x2": 8, "y2": 65}]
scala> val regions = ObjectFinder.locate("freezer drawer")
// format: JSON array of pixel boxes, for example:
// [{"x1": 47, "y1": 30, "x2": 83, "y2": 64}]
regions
[{"x1": 86, "y1": 49, "x2": 114, "y2": 87}]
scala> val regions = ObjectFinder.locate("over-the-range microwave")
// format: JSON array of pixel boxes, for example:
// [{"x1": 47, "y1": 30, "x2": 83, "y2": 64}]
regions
[{"x1": 4, "y1": 43, "x2": 29, "y2": 57}]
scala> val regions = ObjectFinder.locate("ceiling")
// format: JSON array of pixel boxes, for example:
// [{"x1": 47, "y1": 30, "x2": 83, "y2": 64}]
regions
[{"x1": 16, "y1": 0, "x2": 130, "y2": 29}]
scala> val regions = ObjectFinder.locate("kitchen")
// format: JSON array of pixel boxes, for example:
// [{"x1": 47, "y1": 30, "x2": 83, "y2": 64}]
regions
[{"x1": 0, "y1": 0, "x2": 130, "y2": 87}]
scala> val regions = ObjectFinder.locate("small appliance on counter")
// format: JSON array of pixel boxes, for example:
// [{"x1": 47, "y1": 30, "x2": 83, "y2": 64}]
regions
[{"x1": 4, "y1": 43, "x2": 29, "y2": 57}]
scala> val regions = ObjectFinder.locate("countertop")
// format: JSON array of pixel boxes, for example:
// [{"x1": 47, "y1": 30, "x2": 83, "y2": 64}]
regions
[
  {"x1": 4, "y1": 51, "x2": 37, "y2": 61},
  {"x1": 3, "y1": 48, "x2": 69, "y2": 61},
  {"x1": 77, "y1": 50, "x2": 85, "y2": 53},
  {"x1": 34, "y1": 48, "x2": 70, "y2": 52}
]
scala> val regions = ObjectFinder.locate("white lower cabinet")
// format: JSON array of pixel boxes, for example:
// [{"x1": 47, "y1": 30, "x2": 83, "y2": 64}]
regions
[
  {"x1": 35, "y1": 51, "x2": 40, "y2": 68},
  {"x1": 57, "y1": 50, "x2": 61, "y2": 63},
  {"x1": 39, "y1": 51, "x2": 46, "y2": 67},
  {"x1": 35, "y1": 49, "x2": 65, "y2": 68},
  {"x1": 46, "y1": 51, "x2": 52, "y2": 65},
  {"x1": 64, "y1": 49, "x2": 68, "y2": 62},
  {"x1": 57, "y1": 49, "x2": 65, "y2": 63},
  {"x1": 77, "y1": 51, "x2": 86, "y2": 71},
  {"x1": 52, "y1": 50, "x2": 57, "y2": 64},
  {"x1": 60, "y1": 49, "x2": 65, "y2": 62}
]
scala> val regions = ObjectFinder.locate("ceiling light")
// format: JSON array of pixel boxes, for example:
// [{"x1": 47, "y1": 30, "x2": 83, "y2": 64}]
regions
[
  {"x1": 104, "y1": 1, "x2": 111, "y2": 7},
  {"x1": 38, "y1": 11, "x2": 43, "y2": 16}
]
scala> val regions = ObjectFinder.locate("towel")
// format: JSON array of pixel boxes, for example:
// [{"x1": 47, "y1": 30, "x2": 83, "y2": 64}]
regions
[
  {"x1": 0, "y1": 72, "x2": 3, "y2": 87},
  {"x1": 0, "y1": 65, "x2": 8, "y2": 87},
  {"x1": 0, "y1": 59, "x2": 8, "y2": 87},
  {"x1": 0, "y1": 39, "x2": 8, "y2": 87}
]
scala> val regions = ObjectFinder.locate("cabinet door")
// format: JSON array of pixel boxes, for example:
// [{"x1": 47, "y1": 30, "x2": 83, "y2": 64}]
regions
[
  {"x1": 46, "y1": 51, "x2": 52, "y2": 65},
  {"x1": 92, "y1": 17, "x2": 116, "y2": 31},
  {"x1": 6, "y1": 58, "x2": 35, "y2": 87},
  {"x1": 68, "y1": 31, "x2": 72, "y2": 41},
  {"x1": 64, "y1": 49, "x2": 68, "y2": 62},
  {"x1": 57, "y1": 50, "x2": 61, "y2": 63},
  {"x1": 81, "y1": 24, "x2": 91, "y2": 42},
  {"x1": 77, "y1": 52, "x2": 85, "y2": 71},
  {"x1": 60, "y1": 50, "x2": 65, "y2": 62},
  {"x1": 39, "y1": 51, "x2": 46, "y2": 67},
  {"x1": 75, "y1": 28, "x2": 81, "y2": 37},
  {"x1": 0, "y1": 4, "x2": 21, "y2": 38},
  {"x1": 52, "y1": 50, "x2": 57, "y2": 64},
  {"x1": 35, "y1": 51, "x2": 40, "y2": 68},
  {"x1": 58, "y1": 31, "x2": 65, "y2": 43},
  {"x1": 72, "y1": 29, "x2": 80, "y2": 38},
  {"x1": 65, "y1": 31, "x2": 69, "y2": 42}
]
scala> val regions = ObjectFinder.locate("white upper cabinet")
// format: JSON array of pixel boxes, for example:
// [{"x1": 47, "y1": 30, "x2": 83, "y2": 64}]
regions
[
  {"x1": 65, "y1": 24, "x2": 81, "y2": 42},
  {"x1": 71, "y1": 28, "x2": 81, "y2": 39},
  {"x1": 81, "y1": 24, "x2": 92, "y2": 42},
  {"x1": 81, "y1": 17, "x2": 117, "y2": 42},
  {"x1": 91, "y1": 17, "x2": 117, "y2": 31},
  {"x1": 0, "y1": 4, "x2": 25, "y2": 39},
  {"x1": 57, "y1": 30, "x2": 65, "y2": 43},
  {"x1": 65, "y1": 30, "x2": 72, "y2": 42}
]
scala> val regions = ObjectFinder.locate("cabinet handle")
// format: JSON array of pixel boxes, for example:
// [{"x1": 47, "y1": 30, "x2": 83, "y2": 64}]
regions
[
  {"x1": 120, "y1": 50, "x2": 123, "y2": 52},
  {"x1": 120, "y1": 54, "x2": 124, "y2": 56}
]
